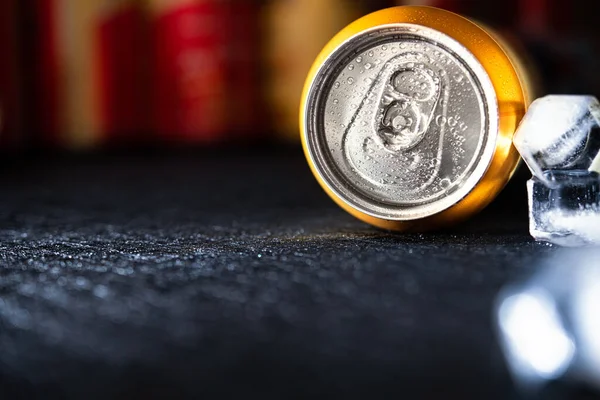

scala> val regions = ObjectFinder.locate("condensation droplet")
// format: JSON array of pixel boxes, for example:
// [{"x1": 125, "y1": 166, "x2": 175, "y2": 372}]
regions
[
  {"x1": 348, "y1": 64, "x2": 355, "y2": 71},
  {"x1": 382, "y1": 45, "x2": 388, "y2": 51},
  {"x1": 334, "y1": 81, "x2": 341, "y2": 88},
  {"x1": 333, "y1": 99, "x2": 339, "y2": 104},
  {"x1": 368, "y1": 51, "x2": 374, "y2": 57},
  {"x1": 356, "y1": 56, "x2": 363, "y2": 63},
  {"x1": 364, "y1": 63, "x2": 373, "y2": 70},
  {"x1": 347, "y1": 77, "x2": 355, "y2": 85}
]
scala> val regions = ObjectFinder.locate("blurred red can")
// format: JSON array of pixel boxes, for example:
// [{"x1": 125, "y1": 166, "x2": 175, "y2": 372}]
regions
[
  {"x1": 149, "y1": 0, "x2": 261, "y2": 144},
  {"x1": 149, "y1": 0, "x2": 228, "y2": 143},
  {"x1": 97, "y1": 1, "x2": 149, "y2": 144},
  {"x1": 226, "y1": 0, "x2": 261, "y2": 141},
  {"x1": 0, "y1": 0, "x2": 24, "y2": 149}
]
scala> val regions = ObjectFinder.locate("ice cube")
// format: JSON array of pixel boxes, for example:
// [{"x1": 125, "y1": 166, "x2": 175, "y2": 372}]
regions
[
  {"x1": 513, "y1": 95, "x2": 600, "y2": 246},
  {"x1": 528, "y1": 170, "x2": 600, "y2": 246},
  {"x1": 513, "y1": 95, "x2": 600, "y2": 186},
  {"x1": 496, "y1": 249, "x2": 600, "y2": 393}
]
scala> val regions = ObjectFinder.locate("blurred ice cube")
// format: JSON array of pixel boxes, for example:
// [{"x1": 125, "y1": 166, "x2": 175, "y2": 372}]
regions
[
  {"x1": 513, "y1": 95, "x2": 600, "y2": 186},
  {"x1": 496, "y1": 249, "x2": 600, "y2": 393}
]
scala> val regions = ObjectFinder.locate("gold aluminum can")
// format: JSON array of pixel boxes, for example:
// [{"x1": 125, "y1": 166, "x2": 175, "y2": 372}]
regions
[{"x1": 300, "y1": 6, "x2": 534, "y2": 231}]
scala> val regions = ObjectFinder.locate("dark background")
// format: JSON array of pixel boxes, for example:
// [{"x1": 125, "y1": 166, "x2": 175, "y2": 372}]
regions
[{"x1": 1, "y1": 1, "x2": 600, "y2": 399}]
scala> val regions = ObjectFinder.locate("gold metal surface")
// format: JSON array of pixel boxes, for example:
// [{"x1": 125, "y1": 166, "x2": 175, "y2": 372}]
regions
[{"x1": 300, "y1": 6, "x2": 533, "y2": 231}]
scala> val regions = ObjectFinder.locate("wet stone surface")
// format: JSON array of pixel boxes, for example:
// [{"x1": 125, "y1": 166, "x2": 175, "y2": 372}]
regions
[{"x1": 0, "y1": 151, "x2": 556, "y2": 399}]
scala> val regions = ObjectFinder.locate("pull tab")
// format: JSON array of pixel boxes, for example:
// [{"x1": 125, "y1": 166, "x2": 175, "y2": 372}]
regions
[
  {"x1": 342, "y1": 51, "x2": 449, "y2": 195},
  {"x1": 375, "y1": 64, "x2": 441, "y2": 151}
]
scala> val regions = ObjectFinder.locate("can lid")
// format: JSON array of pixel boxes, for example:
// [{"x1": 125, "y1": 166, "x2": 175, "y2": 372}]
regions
[{"x1": 301, "y1": 6, "x2": 529, "y2": 230}]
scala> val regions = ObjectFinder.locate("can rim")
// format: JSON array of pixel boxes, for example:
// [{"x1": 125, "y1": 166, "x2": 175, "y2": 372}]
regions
[
  {"x1": 300, "y1": 6, "x2": 528, "y2": 231},
  {"x1": 302, "y1": 23, "x2": 499, "y2": 221}
]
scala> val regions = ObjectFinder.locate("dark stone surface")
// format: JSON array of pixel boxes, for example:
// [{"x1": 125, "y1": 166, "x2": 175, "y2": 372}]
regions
[{"x1": 0, "y1": 149, "x2": 559, "y2": 399}]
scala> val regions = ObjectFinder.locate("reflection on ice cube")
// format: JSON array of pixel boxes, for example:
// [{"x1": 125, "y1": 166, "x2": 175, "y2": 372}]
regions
[{"x1": 496, "y1": 249, "x2": 600, "y2": 393}]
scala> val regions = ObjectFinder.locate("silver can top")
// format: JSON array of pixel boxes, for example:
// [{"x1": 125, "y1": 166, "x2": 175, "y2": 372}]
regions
[{"x1": 303, "y1": 25, "x2": 499, "y2": 221}]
